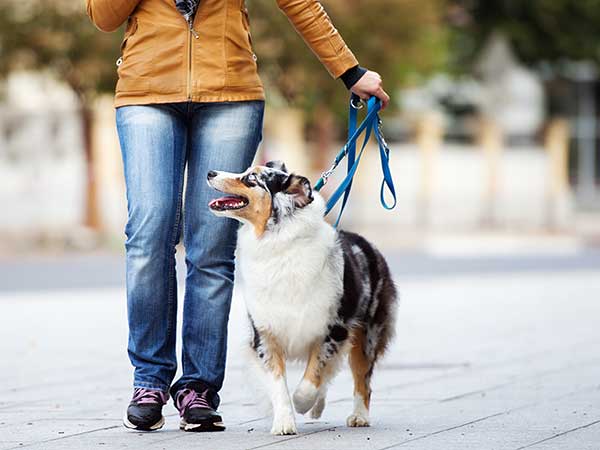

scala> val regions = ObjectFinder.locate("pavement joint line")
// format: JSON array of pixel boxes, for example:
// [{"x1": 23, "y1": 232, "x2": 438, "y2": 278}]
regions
[
  {"x1": 376, "y1": 341, "x2": 600, "y2": 396},
  {"x1": 514, "y1": 418, "x2": 600, "y2": 450},
  {"x1": 438, "y1": 356, "x2": 600, "y2": 403},
  {"x1": 380, "y1": 412, "x2": 508, "y2": 450},
  {"x1": 246, "y1": 426, "x2": 338, "y2": 450},
  {"x1": 236, "y1": 416, "x2": 270, "y2": 426},
  {"x1": 326, "y1": 364, "x2": 475, "y2": 406},
  {"x1": 376, "y1": 384, "x2": 600, "y2": 449},
  {"x1": 4, "y1": 424, "x2": 120, "y2": 450},
  {"x1": 124, "y1": 416, "x2": 273, "y2": 446}
]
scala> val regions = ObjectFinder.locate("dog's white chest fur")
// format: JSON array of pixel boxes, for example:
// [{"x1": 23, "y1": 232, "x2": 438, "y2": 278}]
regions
[{"x1": 236, "y1": 209, "x2": 343, "y2": 358}]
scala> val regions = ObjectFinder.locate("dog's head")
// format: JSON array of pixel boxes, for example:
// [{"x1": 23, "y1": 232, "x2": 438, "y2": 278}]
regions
[{"x1": 207, "y1": 161, "x2": 314, "y2": 236}]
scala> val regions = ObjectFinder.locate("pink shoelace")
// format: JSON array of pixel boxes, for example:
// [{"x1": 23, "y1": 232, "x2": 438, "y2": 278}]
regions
[
  {"x1": 176, "y1": 388, "x2": 212, "y2": 417},
  {"x1": 132, "y1": 387, "x2": 169, "y2": 405}
]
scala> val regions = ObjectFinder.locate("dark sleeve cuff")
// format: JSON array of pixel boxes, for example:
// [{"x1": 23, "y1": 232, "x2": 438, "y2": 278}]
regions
[{"x1": 339, "y1": 65, "x2": 368, "y2": 90}]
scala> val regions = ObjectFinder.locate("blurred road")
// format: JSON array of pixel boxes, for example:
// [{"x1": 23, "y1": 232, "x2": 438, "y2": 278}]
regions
[
  {"x1": 2, "y1": 246, "x2": 600, "y2": 292},
  {"x1": 1, "y1": 245, "x2": 600, "y2": 449}
]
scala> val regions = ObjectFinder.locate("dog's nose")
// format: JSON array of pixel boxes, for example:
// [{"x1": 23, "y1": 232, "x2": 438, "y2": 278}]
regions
[{"x1": 207, "y1": 170, "x2": 218, "y2": 180}]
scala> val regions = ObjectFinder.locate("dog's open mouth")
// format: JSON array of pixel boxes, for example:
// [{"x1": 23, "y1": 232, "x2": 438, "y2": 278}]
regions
[{"x1": 208, "y1": 195, "x2": 249, "y2": 211}]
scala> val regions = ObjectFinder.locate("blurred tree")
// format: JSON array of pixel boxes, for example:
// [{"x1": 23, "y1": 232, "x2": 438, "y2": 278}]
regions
[
  {"x1": 249, "y1": 0, "x2": 448, "y2": 129},
  {"x1": 447, "y1": 0, "x2": 600, "y2": 69},
  {"x1": 246, "y1": 0, "x2": 447, "y2": 170},
  {"x1": 0, "y1": 1, "x2": 121, "y2": 96},
  {"x1": 0, "y1": 0, "x2": 121, "y2": 229}
]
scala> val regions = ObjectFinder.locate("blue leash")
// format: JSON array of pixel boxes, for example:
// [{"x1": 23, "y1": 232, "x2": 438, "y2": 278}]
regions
[{"x1": 314, "y1": 94, "x2": 397, "y2": 227}]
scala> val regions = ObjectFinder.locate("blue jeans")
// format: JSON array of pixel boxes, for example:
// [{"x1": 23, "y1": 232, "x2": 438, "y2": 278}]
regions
[{"x1": 116, "y1": 101, "x2": 264, "y2": 402}]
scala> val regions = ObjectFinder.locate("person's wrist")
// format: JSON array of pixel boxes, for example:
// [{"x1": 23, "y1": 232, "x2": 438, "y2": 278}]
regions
[{"x1": 340, "y1": 65, "x2": 368, "y2": 90}]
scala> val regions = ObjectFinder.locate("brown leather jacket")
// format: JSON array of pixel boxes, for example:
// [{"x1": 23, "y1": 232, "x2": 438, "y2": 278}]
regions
[{"x1": 85, "y1": 0, "x2": 359, "y2": 107}]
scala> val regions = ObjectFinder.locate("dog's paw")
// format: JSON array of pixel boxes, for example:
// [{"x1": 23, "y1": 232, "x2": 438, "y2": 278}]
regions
[
  {"x1": 293, "y1": 380, "x2": 319, "y2": 415},
  {"x1": 270, "y1": 413, "x2": 297, "y2": 435},
  {"x1": 346, "y1": 412, "x2": 370, "y2": 427},
  {"x1": 309, "y1": 396, "x2": 326, "y2": 419}
]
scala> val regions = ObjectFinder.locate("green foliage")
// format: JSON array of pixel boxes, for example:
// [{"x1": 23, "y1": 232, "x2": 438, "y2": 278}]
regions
[
  {"x1": 448, "y1": 0, "x2": 600, "y2": 70},
  {"x1": 0, "y1": 0, "x2": 121, "y2": 100},
  {"x1": 249, "y1": 0, "x2": 448, "y2": 118}
]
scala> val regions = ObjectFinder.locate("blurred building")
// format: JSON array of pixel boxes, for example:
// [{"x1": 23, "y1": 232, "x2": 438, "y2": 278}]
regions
[
  {"x1": 0, "y1": 72, "x2": 87, "y2": 246},
  {"x1": 0, "y1": 35, "x2": 592, "y2": 250}
]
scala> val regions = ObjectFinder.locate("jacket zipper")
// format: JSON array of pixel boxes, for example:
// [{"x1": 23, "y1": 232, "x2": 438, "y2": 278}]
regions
[{"x1": 187, "y1": 18, "x2": 199, "y2": 101}]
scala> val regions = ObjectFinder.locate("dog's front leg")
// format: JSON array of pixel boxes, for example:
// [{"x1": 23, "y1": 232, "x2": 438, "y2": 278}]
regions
[
  {"x1": 293, "y1": 343, "x2": 323, "y2": 415},
  {"x1": 253, "y1": 333, "x2": 297, "y2": 435},
  {"x1": 267, "y1": 370, "x2": 296, "y2": 435},
  {"x1": 293, "y1": 336, "x2": 345, "y2": 416}
]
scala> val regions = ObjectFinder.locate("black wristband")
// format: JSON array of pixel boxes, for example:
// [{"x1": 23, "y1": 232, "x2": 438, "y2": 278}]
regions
[{"x1": 340, "y1": 65, "x2": 368, "y2": 90}]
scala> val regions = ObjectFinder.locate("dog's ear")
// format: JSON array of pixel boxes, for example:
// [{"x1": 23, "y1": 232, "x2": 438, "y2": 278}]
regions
[
  {"x1": 265, "y1": 160, "x2": 288, "y2": 173},
  {"x1": 284, "y1": 174, "x2": 313, "y2": 208}
]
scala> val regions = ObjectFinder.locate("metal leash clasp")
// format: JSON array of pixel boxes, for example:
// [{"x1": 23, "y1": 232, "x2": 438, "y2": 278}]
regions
[
  {"x1": 377, "y1": 117, "x2": 390, "y2": 153},
  {"x1": 320, "y1": 162, "x2": 338, "y2": 186},
  {"x1": 319, "y1": 142, "x2": 350, "y2": 186}
]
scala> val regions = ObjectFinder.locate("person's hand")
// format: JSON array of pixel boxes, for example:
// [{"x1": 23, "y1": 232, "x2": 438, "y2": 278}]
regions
[{"x1": 350, "y1": 70, "x2": 390, "y2": 110}]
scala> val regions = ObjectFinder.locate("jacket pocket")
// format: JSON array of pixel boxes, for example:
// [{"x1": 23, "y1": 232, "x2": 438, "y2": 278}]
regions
[
  {"x1": 120, "y1": 17, "x2": 138, "y2": 53},
  {"x1": 117, "y1": 17, "x2": 153, "y2": 81},
  {"x1": 224, "y1": 7, "x2": 260, "y2": 88},
  {"x1": 241, "y1": 5, "x2": 254, "y2": 49},
  {"x1": 117, "y1": 17, "x2": 137, "y2": 72}
]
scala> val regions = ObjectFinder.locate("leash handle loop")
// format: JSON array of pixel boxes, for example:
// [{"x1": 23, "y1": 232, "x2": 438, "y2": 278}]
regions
[
  {"x1": 376, "y1": 117, "x2": 397, "y2": 210},
  {"x1": 315, "y1": 94, "x2": 397, "y2": 227},
  {"x1": 329, "y1": 95, "x2": 376, "y2": 227}
]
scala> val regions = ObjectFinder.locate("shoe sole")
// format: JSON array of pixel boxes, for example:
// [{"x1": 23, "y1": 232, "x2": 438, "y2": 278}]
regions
[
  {"x1": 123, "y1": 415, "x2": 165, "y2": 431},
  {"x1": 180, "y1": 418, "x2": 226, "y2": 432}
]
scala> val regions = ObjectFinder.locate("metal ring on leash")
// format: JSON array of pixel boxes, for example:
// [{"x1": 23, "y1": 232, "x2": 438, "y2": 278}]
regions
[{"x1": 350, "y1": 97, "x2": 364, "y2": 110}]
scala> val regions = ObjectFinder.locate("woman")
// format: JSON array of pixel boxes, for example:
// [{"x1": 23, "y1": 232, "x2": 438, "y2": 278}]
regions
[{"x1": 86, "y1": 0, "x2": 389, "y2": 433}]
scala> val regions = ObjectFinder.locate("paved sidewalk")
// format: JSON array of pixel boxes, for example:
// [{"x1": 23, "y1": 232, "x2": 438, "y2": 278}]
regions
[{"x1": 1, "y1": 252, "x2": 600, "y2": 449}]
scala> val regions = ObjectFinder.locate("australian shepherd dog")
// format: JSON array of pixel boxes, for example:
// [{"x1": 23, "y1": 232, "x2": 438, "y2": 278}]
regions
[{"x1": 207, "y1": 161, "x2": 398, "y2": 435}]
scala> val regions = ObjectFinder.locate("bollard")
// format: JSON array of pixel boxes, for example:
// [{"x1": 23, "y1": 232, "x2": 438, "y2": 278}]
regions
[
  {"x1": 415, "y1": 113, "x2": 443, "y2": 228},
  {"x1": 544, "y1": 118, "x2": 570, "y2": 229},
  {"x1": 477, "y1": 117, "x2": 503, "y2": 227}
]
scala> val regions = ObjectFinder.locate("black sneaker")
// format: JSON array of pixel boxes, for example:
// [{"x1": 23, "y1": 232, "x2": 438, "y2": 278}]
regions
[
  {"x1": 175, "y1": 383, "x2": 225, "y2": 432},
  {"x1": 123, "y1": 388, "x2": 169, "y2": 431}
]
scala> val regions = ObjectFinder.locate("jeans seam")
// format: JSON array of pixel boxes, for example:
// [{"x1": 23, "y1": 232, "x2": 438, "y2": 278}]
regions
[{"x1": 165, "y1": 133, "x2": 188, "y2": 362}]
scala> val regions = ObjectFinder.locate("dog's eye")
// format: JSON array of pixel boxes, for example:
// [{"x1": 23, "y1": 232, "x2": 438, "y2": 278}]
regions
[{"x1": 247, "y1": 173, "x2": 257, "y2": 183}]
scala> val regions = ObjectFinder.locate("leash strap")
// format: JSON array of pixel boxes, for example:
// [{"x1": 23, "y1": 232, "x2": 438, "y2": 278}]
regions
[{"x1": 314, "y1": 94, "x2": 397, "y2": 227}]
